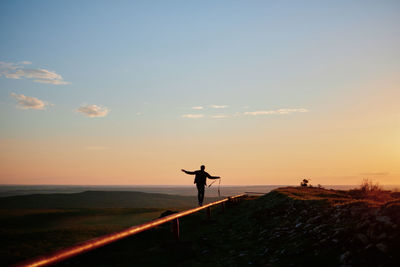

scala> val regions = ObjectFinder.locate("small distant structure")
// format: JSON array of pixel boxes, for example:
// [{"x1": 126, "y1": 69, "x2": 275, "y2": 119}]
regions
[{"x1": 300, "y1": 179, "x2": 309, "y2": 187}]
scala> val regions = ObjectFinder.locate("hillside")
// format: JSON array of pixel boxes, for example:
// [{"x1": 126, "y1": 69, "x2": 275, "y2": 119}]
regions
[
  {"x1": 0, "y1": 191, "x2": 220, "y2": 266},
  {"x1": 0, "y1": 190, "x2": 219, "y2": 209},
  {"x1": 57, "y1": 187, "x2": 400, "y2": 266}
]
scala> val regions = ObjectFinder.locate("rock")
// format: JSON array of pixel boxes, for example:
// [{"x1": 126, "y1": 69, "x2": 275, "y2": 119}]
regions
[
  {"x1": 304, "y1": 223, "x2": 312, "y2": 229},
  {"x1": 307, "y1": 215, "x2": 321, "y2": 224},
  {"x1": 313, "y1": 224, "x2": 325, "y2": 233},
  {"x1": 356, "y1": 233, "x2": 369, "y2": 245},
  {"x1": 383, "y1": 202, "x2": 400, "y2": 224},
  {"x1": 367, "y1": 225, "x2": 379, "y2": 240},
  {"x1": 370, "y1": 209, "x2": 379, "y2": 216},
  {"x1": 364, "y1": 244, "x2": 374, "y2": 251},
  {"x1": 351, "y1": 207, "x2": 361, "y2": 216},
  {"x1": 376, "y1": 243, "x2": 388, "y2": 253},
  {"x1": 340, "y1": 251, "x2": 350, "y2": 262},
  {"x1": 376, "y1": 216, "x2": 392, "y2": 225},
  {"x1": 260, "y1": 229, "x2": 267, "y2": 235},
  {"x1": 377, "y1": 232, "x2": 387, "y2": 240},
  {"x1": 356, "y1": 220, "x2": 369, "y2": 230}
]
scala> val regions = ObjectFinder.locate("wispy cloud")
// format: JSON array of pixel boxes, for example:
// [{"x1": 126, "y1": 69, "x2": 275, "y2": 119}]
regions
[
  {"x1": 192, "y1": 106, "x2": 203, "y2": 110},
  {"x1": 76, "y1": 104, "x2": 109, "y2": 117},
  {"x1": 10, "y1": 93, "x2": 52, "y2": 110},
  {"x1": 85, "y1": 146, "x2": 108, "y2": 150},
  {"x1": 0, "y1": 61, "x2": 69, "y2": 85},
  {"x1": 181, "y1": 114, "x2": 204, "y2": 119},
  {"x1": 244, "y1": 108, "x2": 309, "y2": 116},
  {"x1": 211, "y1": 114, "x2": 229, "y2": 119},
  {"x1": 211, "y1": 104, "x2": 228, "y2": 109},
  {"x1": 360, "y1": 172, "x2": 389, "y2": 176}
]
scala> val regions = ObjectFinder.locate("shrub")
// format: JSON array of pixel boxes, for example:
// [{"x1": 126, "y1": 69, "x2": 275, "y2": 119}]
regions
[
  {"x1": 300, "y1": 179, "x2": 309, "y2": 187},
  {"x1": 349, "y1": 179, "x2": 394, "y2": 203},
  {"x1": 360, "y1": 178, "x2": 382, "y2": 193}
]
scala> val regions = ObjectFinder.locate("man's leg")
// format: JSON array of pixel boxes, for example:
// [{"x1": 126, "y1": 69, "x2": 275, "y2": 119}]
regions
[{"x1": 197, "y1": 185, "x2": 205, "y2": 206}]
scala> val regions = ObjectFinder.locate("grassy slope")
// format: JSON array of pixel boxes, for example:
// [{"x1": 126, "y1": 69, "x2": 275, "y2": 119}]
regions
[
  {"x1": 0, "y1": 190, "x2": 217, "y2": 209},
  {"x1": 0, "y1": 191, "x2": 219, "y2": 266},
  {"x1": 57, "y1": 187, "x2": 400, "y2": 267}
]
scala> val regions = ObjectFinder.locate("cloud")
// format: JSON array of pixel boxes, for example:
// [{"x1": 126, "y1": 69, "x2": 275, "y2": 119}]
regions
[
  {"x1": 244, "y1": 108, "x2": 309, "y2": 116},
  {"x1": 233, "y1": 112, "x2": 241, "y2": 117},
  {"x1": 181, "y1": 114, "x2": 204, "y2": 119},
  {"x1": 211, "y1": 104, "x2": 228, "y2": 109},
  {"x1": 85, "y1": 146, "x2": 108, "y2": 150},
  {"x1": 76, "y1": 104, "x2": 109, "y2": 117},
  {"x1": 360, "y1": 172, "x2": 389, "y2": 176},
  {"x1": 211, "y1": 114, "x2": 229, "y2": 119},
  {"x1": 0, "y1": 61, "x2": 69, "y2": 85},
  {"x1": 192, "y1": 106, "x2": 204, "y2": 110},
  {"x1": 10, "y1": 93, "x2": 51, "y2": 110}
]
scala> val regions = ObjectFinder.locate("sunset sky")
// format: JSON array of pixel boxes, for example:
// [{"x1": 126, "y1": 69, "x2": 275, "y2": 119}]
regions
[{"x1": 0, "y1": 1, "x2": 399, "y2": 185}]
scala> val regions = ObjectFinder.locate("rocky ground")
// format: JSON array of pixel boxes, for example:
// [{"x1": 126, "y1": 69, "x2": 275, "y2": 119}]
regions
[{"x1": 249, "y1": 187, "x2": 400, "y2": 266}]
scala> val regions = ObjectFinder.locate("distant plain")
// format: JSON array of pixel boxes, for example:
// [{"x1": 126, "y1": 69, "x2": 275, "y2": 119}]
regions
[
  {"x1": 0, "y1": 190, "x2": 216, "y2": 265},
  {"x1": 2, "y1": 184, "x2": 398, "y2": 198}
]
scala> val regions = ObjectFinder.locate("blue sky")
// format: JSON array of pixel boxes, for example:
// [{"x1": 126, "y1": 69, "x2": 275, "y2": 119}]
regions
[{"x1": 1, "y1": 1, "x2": 399, "y2": 185}]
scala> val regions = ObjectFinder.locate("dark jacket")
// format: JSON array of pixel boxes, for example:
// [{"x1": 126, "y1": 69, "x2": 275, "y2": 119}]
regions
[{"x1": 184, "y1": 170, "x2": 218, "y2": 186}]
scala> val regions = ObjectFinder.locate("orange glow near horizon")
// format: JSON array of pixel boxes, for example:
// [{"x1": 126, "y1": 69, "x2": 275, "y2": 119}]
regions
[{"x1": 1, "y1": 104, "x2": 399, "y2": 187}]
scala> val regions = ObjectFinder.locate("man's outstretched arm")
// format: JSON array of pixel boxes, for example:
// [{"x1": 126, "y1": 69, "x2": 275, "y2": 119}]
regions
[
  {"x1": 181, "y1": 169, "x2": 196, "y2": 175},
  {"x1": 207, "y1": 173, "x2": 220, "y2": 179}
]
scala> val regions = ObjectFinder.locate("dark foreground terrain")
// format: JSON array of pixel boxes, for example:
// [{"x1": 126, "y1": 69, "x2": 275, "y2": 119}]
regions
[
  {"x1": 0, "y1": 191, "x2": 219, "y2": 266},
  {"x1": 53, "y1": 187, "x2": 400, "y2": 267}
]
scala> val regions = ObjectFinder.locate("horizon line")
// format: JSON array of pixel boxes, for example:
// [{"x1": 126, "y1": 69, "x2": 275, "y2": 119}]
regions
[{"x1": 1, "y1": 183, "x2": 400, "y2": 187}]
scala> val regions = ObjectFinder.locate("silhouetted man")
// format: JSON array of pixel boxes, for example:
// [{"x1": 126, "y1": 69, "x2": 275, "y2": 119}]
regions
[{"x1": 181, "y1": 165, "x2": 220, "y2": 206}]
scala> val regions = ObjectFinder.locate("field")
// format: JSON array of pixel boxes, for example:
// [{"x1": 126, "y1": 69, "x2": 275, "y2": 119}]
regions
[
  {"x1": 0, "y1": 191, "x2": 218, "y2": 266},
  {"x1": 2, "y1": 187, "x2": 399, "y2": 266},
  {"x1": 53, "y1": 187, "x2": 399, "y2": 266}
]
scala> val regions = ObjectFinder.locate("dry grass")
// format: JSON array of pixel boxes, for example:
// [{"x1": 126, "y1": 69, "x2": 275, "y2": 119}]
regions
[
  {"x1": 276, "y1": 183, "x2": 399, "y2": 206},
  {"x1": 276, "y1": 187, "x2": 352, "y2": 205},
  {"x1": 348, "y1": 178, "x2": 397, "y2": 204},
  {"x1": 359, "y1": 178, "x2": 383, "y2": 192}
]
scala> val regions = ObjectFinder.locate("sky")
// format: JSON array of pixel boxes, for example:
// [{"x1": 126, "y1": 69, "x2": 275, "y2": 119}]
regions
[{"x1": 0, "y1": 0, "x2": 399, "y2": 186}]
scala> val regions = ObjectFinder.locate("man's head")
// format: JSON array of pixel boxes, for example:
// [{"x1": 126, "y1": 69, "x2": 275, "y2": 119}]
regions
[{"x1": 200, "y1": 165, "x2": 205, "y2": 171}]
